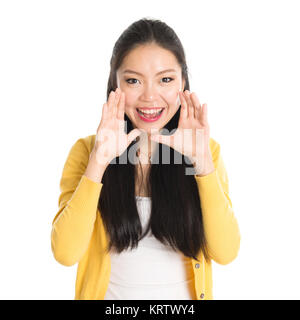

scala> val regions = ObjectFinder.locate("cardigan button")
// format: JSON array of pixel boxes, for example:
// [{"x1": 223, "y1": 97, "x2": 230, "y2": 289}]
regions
[
  {"x1": 200, "y1": 293, "x2": 205, "y2": 299},
  {"x1": 195, "y1": 263, "x2": 200, "y2": 268}
]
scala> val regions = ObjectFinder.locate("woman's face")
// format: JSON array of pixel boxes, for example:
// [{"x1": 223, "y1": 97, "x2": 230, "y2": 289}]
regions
[{"x1": 116, "y1": 44, "x2": 186, "y2": 133}]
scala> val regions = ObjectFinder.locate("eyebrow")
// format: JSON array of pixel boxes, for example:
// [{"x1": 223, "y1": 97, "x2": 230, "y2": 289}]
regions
[{"x1": 122, "y1": 68, "x2": 177, "y2": 76}]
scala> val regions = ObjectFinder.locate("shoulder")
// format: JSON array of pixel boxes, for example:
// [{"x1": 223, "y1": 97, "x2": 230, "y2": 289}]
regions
[
  {"x1": 209, "y1": 136, "x2": 220, "y2": 155},
  {"x1": 73, "y1": 134, "x2": 96, "y2": 155},
  {"x1": 209, "y1": 136, "x2": 219, "y2": 150},
  {"x1": 208, "y1": 137, "x2": 222, "y2": 170}
]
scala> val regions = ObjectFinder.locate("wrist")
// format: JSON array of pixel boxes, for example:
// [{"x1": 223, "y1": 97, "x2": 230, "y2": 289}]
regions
[
  {"x1": 90, "y1": 149, "x2": 111, "y2": 168},
  {"x1": 191, "y1": 157, "x2": 215, "y2": 177},
  {"x1": 84, "y1": 150, "x2": 109, "y2": 184}
]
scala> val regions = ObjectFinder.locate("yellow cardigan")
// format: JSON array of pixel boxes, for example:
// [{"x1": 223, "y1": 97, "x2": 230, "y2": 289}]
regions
[{"x1": 51, "y1": 134, "x2": 240, "y2": 300}]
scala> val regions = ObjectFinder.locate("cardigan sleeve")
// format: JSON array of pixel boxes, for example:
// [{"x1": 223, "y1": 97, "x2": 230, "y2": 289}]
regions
[
  {"x1": 51, "y1": 137, "x2": 103, "y2": 266},
  {"x1": 194, "y1": 139, "x2": 241, "y2": 265}
]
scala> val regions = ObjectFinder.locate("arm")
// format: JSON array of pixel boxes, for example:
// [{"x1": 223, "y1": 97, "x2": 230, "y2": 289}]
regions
[
  {"x1": 51, "y1": 137, "x2": 106, "y2": 266},
  {"x1": 194, "y1": 139, "x2": 241, "y2": 265}
]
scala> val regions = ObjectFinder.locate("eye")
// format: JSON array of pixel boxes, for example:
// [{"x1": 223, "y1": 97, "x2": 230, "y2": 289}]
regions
[
  {"x1": 125, "y1": 78, "x2": 139, "y2": 84},
  {"x1": 125, "y1": 77, "x2": 174, "y2": 85},
  {"x1": 162, "y1": 77, "x2": 174, "y2": 83}
]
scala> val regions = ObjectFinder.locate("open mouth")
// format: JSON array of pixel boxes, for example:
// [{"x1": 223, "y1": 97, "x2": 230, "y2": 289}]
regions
[{"x1": 136, "y1": 108, "x2": 165, "y2": 122}]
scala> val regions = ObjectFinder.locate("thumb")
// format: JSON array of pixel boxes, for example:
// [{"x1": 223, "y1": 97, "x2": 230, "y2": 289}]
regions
[{"x1": 127, "y1": 128, "x2": 142, "y2": 145}]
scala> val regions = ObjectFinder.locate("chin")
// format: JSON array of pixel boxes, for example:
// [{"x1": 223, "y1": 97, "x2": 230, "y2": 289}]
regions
[{"x1": 137, "y1": 126, "x2": 158, "y2": 133}]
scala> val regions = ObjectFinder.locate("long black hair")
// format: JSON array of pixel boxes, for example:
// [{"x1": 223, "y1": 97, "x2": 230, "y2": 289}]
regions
[{"x1": 99, "y1": 18, "x2": 209, "y2": 262}]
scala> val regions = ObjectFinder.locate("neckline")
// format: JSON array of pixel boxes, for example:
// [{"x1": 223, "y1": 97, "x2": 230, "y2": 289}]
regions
[{"x1": 135, "y1": 195, "x2": 151, "y2": 199}]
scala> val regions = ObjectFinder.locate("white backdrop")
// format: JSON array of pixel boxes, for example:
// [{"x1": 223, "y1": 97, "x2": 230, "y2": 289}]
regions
[{"x1": 1, "y1": 0, "x2": 299, "y2": 300}]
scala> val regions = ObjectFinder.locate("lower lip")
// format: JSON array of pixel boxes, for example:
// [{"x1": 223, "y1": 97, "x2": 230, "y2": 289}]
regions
[{"x1": 136, "y1": 109, "x2": 165, "y2": 122}]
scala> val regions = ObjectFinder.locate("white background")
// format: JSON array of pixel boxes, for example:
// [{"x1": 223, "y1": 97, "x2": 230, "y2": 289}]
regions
[{"x1": 0, "y1": 0, "x2": 299, "y2": 300}]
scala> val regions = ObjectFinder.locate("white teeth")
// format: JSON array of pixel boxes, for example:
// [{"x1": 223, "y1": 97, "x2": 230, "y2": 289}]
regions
[{"x1": 137, "y1": 108, "x2": 163, "y2": 115}]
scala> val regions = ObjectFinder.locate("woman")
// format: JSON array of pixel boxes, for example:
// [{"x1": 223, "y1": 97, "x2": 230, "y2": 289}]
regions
[{"x1": 51, "y1": 18, "x2": 240, "y2": 300}]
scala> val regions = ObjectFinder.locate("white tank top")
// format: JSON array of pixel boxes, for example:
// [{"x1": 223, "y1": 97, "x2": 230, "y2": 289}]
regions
[{"x1": 104, "y1": 196, "x2": 197, "y2": 300}]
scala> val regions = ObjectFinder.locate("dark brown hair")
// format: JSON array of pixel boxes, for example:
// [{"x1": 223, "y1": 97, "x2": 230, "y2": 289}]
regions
[{"x1": 99, "y1": 18, "x2": 209, "y2": 262}]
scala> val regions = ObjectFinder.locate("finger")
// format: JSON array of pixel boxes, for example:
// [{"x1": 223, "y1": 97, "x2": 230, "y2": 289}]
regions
[
  {"x1": 201, "y1": 103, "x2": 208, "y2": 126},
  {"x1": 101, "y1": 102, "x2": 109, "y2": 121},
  {"x1": 97, "y1": 102, "x2": 108, "y2": 133},
  {"x1": 117, "y1": 91, "x2": 125, "y2": 120},
  {"x1": 179, "y1": 91, "x2": 188, "y2": 119},
  {"x1": 112, "y1": 88, "x2": 121, "y2": 117},
  {"x1": 107, "y1": 90, "x2": 116, "y2": 116},
  {"x1": 190, "y1": 92, "x2": 201, "y2": 120},
  {"x1": 184, "y1": 90, "x2": 195, "y2": 119}
]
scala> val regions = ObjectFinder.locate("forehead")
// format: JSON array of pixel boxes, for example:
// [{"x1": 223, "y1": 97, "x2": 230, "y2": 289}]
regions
[{"x1": 119, "y1": 44, "x2": 181, "y2": 74}]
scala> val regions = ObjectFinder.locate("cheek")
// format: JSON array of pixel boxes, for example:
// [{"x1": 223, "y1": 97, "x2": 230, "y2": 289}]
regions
[
  {"x1": 123, "y1": 92, "x2": 137, "y2": 118},
  {"x1": 122, "y1": 90, "x2": 137, "y2": 108},
  {"x1": 163, "y1": 89, "x2": 180, "y2": 107}
]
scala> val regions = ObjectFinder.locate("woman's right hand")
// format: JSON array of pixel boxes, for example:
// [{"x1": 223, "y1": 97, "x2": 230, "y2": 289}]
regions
[{"x1": 92, "y1": 87, "x2": 142, "y2": 166}]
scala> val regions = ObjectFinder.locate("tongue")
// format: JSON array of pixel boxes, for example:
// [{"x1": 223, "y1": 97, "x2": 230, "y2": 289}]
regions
[{"x1": 141, "y1": 112, "x2": 159, "y2": 119}]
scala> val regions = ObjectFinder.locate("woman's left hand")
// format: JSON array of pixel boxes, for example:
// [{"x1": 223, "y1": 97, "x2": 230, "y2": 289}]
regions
[{"x1": 150, "y1": 90, "x2": 215, "y2": 176}]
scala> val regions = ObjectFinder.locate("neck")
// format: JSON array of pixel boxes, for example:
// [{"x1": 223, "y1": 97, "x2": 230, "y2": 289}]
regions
[{"x1": 136, "y1": 130, "x2": 159, "y2": 163}]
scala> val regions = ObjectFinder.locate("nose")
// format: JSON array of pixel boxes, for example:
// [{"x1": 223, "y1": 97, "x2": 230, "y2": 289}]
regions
[{"x1": 140, "y1": 83, "x2": 156, "y2": 102}]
